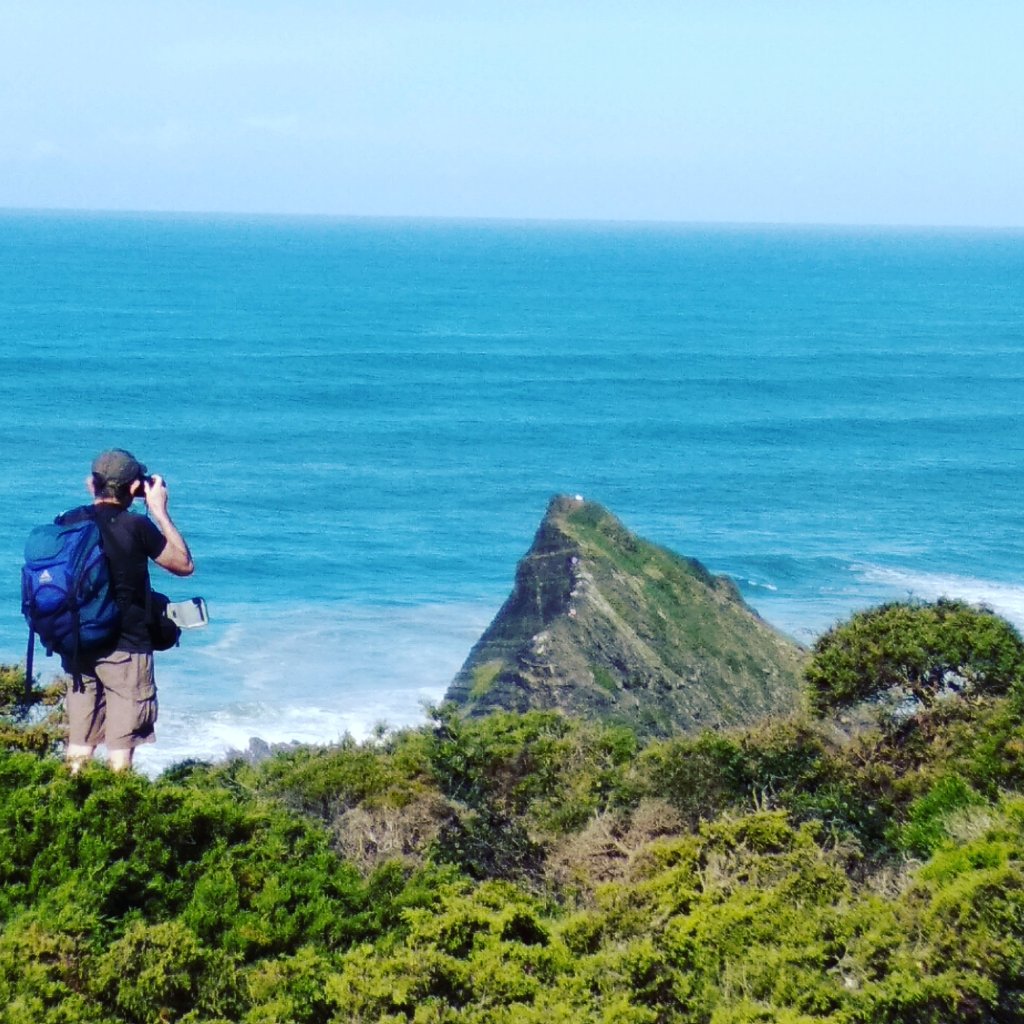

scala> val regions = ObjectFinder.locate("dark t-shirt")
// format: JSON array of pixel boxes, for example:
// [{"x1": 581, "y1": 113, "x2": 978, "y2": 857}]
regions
[{"x1": 64, "y1": 503, "x2": 168, "y2": 653}]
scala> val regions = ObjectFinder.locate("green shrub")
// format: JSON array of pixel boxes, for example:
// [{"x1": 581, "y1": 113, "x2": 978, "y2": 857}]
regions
[
  {"x1": 227, "y1": 730, "x2": 436, "y2": 820},
  {"x1": 0, "y1": 911, "x2": 101, "y2": 1024},
  {"x1": 896, "y1": 775, "x2": 987, "y2": 858},
  {"x1": 242, "y1": 945, "x2": 337, "y2": 1024},
  {"x1": 427, "y1": 707, "x2": 578, "y2": 813},
  {"x1": 0, "y1": 664, "x2": 66, "y2": 756},
  {"x1": 807, "y1": 600, "x2": 1024, "y2": 713},
  {"x1": 91, "y1": 920, "x2": 239, "y2": 1021},
  {"x1": 641, "y1": 730, "x2": 749, "y2": 825},
  {"x1": 1, "y1": 614, "x2": 1023, "y2": 1024},
  {"x1": 431, "y1": 808, "x2": 545, "y2": 882}
]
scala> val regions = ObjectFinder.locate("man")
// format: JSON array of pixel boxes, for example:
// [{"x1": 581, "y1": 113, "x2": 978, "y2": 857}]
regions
[{"x1": 64, "y1": 449, "x2": 194, "y2": 772}]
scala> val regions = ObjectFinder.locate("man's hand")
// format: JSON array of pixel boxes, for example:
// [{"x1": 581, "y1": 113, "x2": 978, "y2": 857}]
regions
[
  {"x1": 143, "y1": 474, "x2": 169, "y2": 515},
  {"x1": 145, "y1": 475, "x2": 195, "y2": 577}
]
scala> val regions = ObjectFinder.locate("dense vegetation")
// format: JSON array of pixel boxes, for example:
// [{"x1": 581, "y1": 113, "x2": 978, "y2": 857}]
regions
[{"x1": 2, "y1": 599, "x2": 1024, "y2": 1023}]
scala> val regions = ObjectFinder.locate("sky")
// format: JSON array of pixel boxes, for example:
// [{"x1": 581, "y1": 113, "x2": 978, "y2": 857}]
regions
[{"x1": 1, "y1": 2, "x2": 1022, "y2": 226}]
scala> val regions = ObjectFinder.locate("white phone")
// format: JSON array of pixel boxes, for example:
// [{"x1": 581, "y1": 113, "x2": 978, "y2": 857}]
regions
[{"x1": 166, "y1": 597, "x2": 209, "y2": 629}]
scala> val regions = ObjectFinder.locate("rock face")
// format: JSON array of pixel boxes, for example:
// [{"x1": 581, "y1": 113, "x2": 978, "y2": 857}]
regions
[{"x1": 446, "y1": 496, "x2": 807, "y2": 737}]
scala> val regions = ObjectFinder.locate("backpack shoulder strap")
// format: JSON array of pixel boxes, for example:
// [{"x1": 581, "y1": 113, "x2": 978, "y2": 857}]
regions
[
  {"x1": 54, "y1": 504, "x2": 96, "y2": 527},
  {"x1": 24, "y1": 628, "x2": 34, "y2": 702}
]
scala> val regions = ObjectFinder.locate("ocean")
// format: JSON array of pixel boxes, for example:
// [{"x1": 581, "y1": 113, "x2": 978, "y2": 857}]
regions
[{"x1": 2, "y1": 212, "x2": 1023, "y2": 774}]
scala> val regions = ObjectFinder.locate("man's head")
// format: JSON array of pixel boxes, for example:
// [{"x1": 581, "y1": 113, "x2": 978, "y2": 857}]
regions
[{"x1": 91, "y1": 448, "x2": 149, "y2": 505}]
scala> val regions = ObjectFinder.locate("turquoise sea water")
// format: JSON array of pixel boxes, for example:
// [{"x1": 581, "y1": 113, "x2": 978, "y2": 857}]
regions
[{"x1": 2, "y1": 212, "x2": 1023, "y2": 772}]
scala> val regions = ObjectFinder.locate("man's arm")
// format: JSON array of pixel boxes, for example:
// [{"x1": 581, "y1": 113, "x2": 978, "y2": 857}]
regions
[{"x1": 144, "y1": 475, "x2": 195, "y2": 577}]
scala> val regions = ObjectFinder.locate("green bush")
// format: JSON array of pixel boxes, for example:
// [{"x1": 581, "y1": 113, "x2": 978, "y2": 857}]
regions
[
  {"x1": 225, "y1": 729, "x2": 436, "y2": 820},
  {"x1": 0, "y1": 664, "x2": 65, "y2": 756},
  {"x1": 896, "y1": 774, "x2": 987, "y2": 858},
  {"x1": 806, "y1": 600, "x2": 1024, "y2": 713},
  {"x1": 640, "y1": 730, "x2": 749, "y2": 824},
  {"x1": 91, "y1": 920, "x2": 239, "y2": 1021},
  {"x1": 2, "y1": 597, "x2": 1024, "y2": 1023}
]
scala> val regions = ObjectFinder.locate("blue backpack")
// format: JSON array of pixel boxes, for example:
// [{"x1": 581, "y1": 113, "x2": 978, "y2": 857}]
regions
[{"x1": 21, "y1": 507, "x2": 121, "y2": 697}]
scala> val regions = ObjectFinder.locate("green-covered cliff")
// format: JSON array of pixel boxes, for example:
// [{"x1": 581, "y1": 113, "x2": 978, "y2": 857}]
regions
[{"x1": 446, "y1": 496, "x2": 806, "y2": 735}]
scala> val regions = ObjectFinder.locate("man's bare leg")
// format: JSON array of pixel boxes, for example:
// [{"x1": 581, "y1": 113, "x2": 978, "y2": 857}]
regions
[
  {"x1": 108, "y1": 747, "x2": 135, "y2": 772},
  {"x1": 66, "y1": 743, "x2": 95, "y2": 774}
]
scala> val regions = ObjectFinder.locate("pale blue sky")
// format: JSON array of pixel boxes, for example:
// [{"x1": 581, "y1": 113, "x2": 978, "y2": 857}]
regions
[{"x1": 2, "y1": 2, "x2": 1022, "y2": 225}]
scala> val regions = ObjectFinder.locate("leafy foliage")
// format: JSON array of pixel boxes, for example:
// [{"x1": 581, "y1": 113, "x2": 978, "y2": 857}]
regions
[
  {"x1": 806, "y1": 599, "x2": 1024, "y2": 712},
  {"x1": 0, "y1": 663, "x2": 65, "y2": 755},
  {"x1": 2, "y1": 599, "x2": 1024, "y2": 1021}
]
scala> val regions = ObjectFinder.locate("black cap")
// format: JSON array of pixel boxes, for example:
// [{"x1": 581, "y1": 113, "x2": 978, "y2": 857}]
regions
[{"x1": 92, "y1": 449, "x2": 148, "y2": 487}]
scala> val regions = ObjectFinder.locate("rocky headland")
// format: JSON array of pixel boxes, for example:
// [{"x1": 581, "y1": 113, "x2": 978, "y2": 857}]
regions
[{"x1": 445, "y1": 495, "x2": 807, "y2": 737}]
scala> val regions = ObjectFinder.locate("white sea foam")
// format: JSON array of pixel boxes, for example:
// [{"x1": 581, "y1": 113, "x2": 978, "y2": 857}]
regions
[
  {"x1": 740, "y1": 578, "x2": 779, "y2": 593},
  {"x1": 853, "y1": 564, "x2": 1024, "y2": 630},
  {"x1": 739, "y1": 562, "x2": 1024, "y2": 646},
  {"x1": 126, "y1": 600, "x2": 494, "y2": 776}
]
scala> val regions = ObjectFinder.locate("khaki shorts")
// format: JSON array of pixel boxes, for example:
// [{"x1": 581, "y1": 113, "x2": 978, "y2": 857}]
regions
[{"x1": 67, "y1": 651, "x2": 158, "y2": 751}]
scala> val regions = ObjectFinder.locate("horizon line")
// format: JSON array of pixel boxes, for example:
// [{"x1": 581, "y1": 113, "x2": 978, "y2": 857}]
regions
[{"x1": 2, "y1": 204, "x2": 1022, "y2": 234}]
